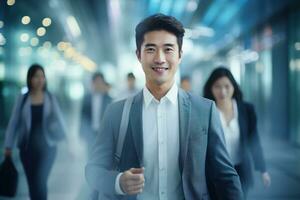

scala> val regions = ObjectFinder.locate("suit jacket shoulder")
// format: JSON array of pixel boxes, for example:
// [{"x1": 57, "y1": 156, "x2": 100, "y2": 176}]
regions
[
  {"x1": 187, "y1": 92, "x2": 214, "y2": 118},
  {"x1": 237, "y1": 101, "x2": 255, "y2": 114}
]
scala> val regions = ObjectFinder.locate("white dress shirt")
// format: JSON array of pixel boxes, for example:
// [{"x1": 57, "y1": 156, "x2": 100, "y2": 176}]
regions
[
  {"x1": 92, "y1": 92, "x2": 103, "y2": 132},
  {"x1": 115, "y1": 83, "x2": 183, "y2": 200},
  {"x1": 218, "y1": 99, "x2": 242, "y2": 165}
]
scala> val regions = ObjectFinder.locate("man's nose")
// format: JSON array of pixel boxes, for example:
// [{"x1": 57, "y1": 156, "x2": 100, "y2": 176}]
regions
[{"x1": 154, "y1": 50, "x2": 166, "y2": 64}]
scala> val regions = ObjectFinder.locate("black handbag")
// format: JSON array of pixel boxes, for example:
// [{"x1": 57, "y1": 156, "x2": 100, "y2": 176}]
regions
[{"x1": 0, "y1": 156, "x2": 18, "y2": 197}]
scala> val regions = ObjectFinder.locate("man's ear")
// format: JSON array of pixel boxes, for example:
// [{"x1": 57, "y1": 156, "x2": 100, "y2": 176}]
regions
[
  {"x1": 179, "y1": 50, "x2": 183, "y2": 62},
  {"x1": 179, "y1": 50, "x2": 183, "y2": 59},
  {"x1": 136, "y1": 49, "x2": 141, "y2": 62}
]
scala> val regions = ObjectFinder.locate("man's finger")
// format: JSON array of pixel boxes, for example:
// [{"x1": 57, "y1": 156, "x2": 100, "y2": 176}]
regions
[
  {"x1": 130, "y1": 167, "x2": 144, "y2": 174},
  {"x1": 127, "y1": 173, "x2": 144, "y2": 181},
  {"x1": 125, "y1": 178, "x2": 145, "y2": 186},
  {"x1": 126, "y1": 184, "x2": 144, "y2": 195}
]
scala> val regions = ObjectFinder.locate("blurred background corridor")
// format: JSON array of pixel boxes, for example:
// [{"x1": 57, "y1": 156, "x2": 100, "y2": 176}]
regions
[{"x1": 1, "y1": 0, "x2": 300, "y2": 199}]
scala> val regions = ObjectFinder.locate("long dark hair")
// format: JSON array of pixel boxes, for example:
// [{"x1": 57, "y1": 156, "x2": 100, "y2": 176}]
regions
[
  {"x1": 26, "y1": 63, "x2": 47, "y2": 92},
  {"x1": 203, "y1": 66, "x2": 243, "y2": 101}
]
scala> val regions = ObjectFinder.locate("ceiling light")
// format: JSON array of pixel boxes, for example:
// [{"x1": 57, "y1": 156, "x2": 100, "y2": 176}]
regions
[
  {"x1": 30, "y1": 37, "x2": 39, "y2": 46},
  {"x1": 20, "y1": 33, "x2": 29, "y2": 42},
  {"x1": 7, "y1": 0, "x2": 15, "y2": 6},
  {"x1": 22, "y1": 16, "x2": 31, "y2": 25},
  {"x1": 42, "y1": 18, "x2": 52, "y2": 27},
  {"x1": 37, "y1": 27, "x2": 46, "y2": 36}
]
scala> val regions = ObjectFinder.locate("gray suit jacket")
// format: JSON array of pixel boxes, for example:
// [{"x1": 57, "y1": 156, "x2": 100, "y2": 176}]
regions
[
  {"x1": 86, "y1": 89, "x2": 243, "y2": 200},
  {"x1": 5, "y1": 92, "x2": 66, "y2": 149}
]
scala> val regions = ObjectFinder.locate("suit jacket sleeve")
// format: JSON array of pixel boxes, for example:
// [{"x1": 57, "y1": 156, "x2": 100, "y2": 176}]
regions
[
  {"x1": 247, "y1": 103, "x2": 266, "y2": 172},
  {"x1": 85, "y1": 102, "x2": 123, "y2": 198},
  {"x1": 206, "y1": 102, "x2": 244, "y2": 200},
  {"x1": 4, "y1": 94, "x2": 23, "y2": 149}
]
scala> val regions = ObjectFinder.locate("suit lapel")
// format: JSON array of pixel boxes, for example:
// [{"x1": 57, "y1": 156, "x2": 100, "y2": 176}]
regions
[
  {"x1": 129, "y1": 91, "x2": 144, "y2": 165},
  {"x1": 178, "y1": 89, "x2": 191, "y2": 172}
]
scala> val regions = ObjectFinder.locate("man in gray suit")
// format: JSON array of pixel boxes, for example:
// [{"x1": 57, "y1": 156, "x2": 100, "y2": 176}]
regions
[{"x1": 86, "y1": 14, "x2": 243, "y2": 200}]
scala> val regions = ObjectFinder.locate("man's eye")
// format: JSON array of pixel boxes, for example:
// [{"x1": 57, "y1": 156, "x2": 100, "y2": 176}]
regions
[
  {"x1": 146, "y1": 48, "x2": 155, "y2": 52},
  {"x1": 165, "y1": 48, "x2": 174, "y2": 52}
]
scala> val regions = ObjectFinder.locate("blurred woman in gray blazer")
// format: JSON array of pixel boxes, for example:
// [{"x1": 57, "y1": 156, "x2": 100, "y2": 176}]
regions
[{"x1": 3, "y1": 64, "x2": 66, "y2": 200}]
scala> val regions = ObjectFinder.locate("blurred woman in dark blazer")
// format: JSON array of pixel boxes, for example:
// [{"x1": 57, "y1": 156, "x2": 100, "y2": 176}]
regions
[
  {"x1": 3, "y1": 64, "x2": 66, "y2": 200},
  {"x1": 204, "y1": 66, "x2": 271, "y2": 197}
]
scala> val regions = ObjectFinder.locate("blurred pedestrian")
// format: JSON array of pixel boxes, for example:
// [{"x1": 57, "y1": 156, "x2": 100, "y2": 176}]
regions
[
  {"x1": 3, "y1": 64, "x2": 66, "y2": 200},
  {"x1": 180, "y1": 75, "x2": 191, "y2": 92},
  {"x1": 79, "y1": 72, "x2": 112, "y2": 150},
  {"x1": 116, "y1": 72, "x2": 140, "y2": 100},
  {"x1": 125, "y1": 72, "x2": 139, "y2": 97},
  {"x1": 203, "y1": 66, "x2": 271, "y2": 197}
]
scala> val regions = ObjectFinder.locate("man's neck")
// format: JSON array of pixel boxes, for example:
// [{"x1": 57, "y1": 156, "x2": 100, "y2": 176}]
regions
[{"x1": 146, "y1": 81, "x2": 174, "y2": 101}]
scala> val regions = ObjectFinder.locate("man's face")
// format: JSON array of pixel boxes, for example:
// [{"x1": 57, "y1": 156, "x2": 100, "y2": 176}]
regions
[
  {"x1": 93, "y1": 76, "x2": 106, "y2": 92},
  {"x1": 181, "y1": 79, "x2": 191, "y2": 92},
  {"x1": 137, "y1": 30, "x2": 182, "y2": 88}
]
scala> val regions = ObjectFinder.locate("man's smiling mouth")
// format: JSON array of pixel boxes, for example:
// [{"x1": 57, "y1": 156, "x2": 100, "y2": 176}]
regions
[{"x1": 152, "y1": 66, "x2": 169, "y2": 72}]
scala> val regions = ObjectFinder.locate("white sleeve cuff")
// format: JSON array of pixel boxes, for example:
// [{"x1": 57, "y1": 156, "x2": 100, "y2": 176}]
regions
[{"x1": 115, "y1": 172, "x2": 126, "y2": 195}]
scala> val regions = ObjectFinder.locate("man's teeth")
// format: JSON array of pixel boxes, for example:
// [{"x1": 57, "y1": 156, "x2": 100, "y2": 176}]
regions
[{"x1": 152, "y1": 67, "x2": 168, "y2": 71}]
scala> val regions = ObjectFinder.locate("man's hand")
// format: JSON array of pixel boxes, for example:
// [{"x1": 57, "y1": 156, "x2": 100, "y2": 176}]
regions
[{"x1": 120, "y1": 168, "x2": 145, "y2": 195}]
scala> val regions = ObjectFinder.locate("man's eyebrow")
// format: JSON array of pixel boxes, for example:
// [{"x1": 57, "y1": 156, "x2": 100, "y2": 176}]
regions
[
  {"x1": 144, "y1": 43, "x2": 175, "y2": 47},
  {"x1": 144, "y1": 43, "x2": 156, "y2": 47},
  {"x1": 164, "y1": 43, "x2": 175, "y2": 47}
]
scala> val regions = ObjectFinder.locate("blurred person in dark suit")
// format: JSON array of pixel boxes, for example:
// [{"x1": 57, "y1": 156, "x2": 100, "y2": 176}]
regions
[
  {"x1": 204, "y1": 66, "x2": 271, "y2": 198},
  {"x1": 124, "y1": 72, "x2": 140, "y2": 98},
  {"x1": 180, "y1": 75, "x2": 191, "y2": 92},
  {"x1": 79, "y1": 72, "x2": 112, "y2": 151},
  {"x1": 3, "y1": 64, "x2": 66, "y2": 200},
  {"x1": 116, "y1": 72, "x2": 140, "y2": 101}
]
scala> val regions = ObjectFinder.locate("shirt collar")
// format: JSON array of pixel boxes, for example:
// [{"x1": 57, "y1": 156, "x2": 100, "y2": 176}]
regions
[
  {"x1": 218, "y1": 99, "x2": 238, "y2": 126},
  {"x1": 143, "y1": 83, "x2": 178, "y2": 108}
]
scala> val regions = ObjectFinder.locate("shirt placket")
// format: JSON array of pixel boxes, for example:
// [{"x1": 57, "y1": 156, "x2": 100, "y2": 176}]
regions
[{"x1": 157, "y1": 101, "x2": 167, "y2": 200}]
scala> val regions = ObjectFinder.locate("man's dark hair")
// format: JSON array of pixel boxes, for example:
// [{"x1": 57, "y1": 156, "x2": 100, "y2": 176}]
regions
[
  {"x1": 181, "y1": 75, "x2": 190, "y2": 83},
  {"x1": 127, "y1": 72, "x2": 135, "y2": 80},
  {"x1": 203, "y1": 66, "x2": 243, "y2": 101},
  {"x1": 27, "y1": 63, "x2": 47, "y2": 91},
  {"x1": 92, "y1": 72, "x2": 104, "y2": 82},
  {"x1": 135, "y1": 13, "x2": 185, "y2": 55}
]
